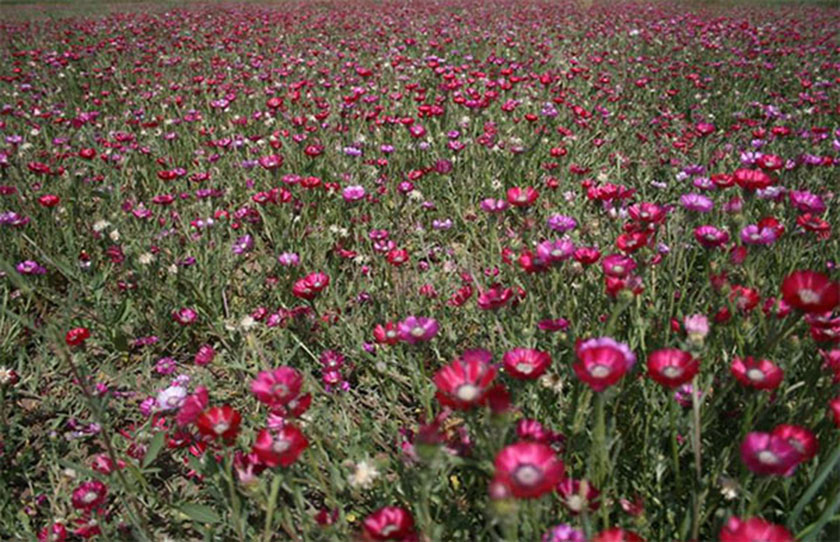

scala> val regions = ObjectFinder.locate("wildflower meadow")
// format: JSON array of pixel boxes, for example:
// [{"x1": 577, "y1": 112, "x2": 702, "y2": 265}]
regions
[{"x1": 1, "y1": 0, "x2": 839, "y2": 540}]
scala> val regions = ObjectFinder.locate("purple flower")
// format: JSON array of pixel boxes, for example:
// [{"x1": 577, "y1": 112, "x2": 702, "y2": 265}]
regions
[
  {"x1": 155, "y1": 357, "x2": 177, "y2": 375},
  {"x1": 543, "y1": 524, "x2": 585, "y2": 542},
  {"x1": 16, "y1": 260, "x2": 46, "y2": 275},
  {"x1": 480, "y1": 198, "x2": 509, "y2": 214},
  {"x1": 432, "y1": 218, "x2": 453, "y2": 230},
  {"x1": 547, "y1": 214, "x2": 578, "y2": 233},
  {"x1": 232, "y1": 234, "x2": 254, "y2": 255},
  {"x1": 789, "y1": 190, "x2": 826, "y2": 214},
  {"x1": 680, "y1": 193, "x2": 714, "y2": 213},
  {"x1": 740, "y1": 225, "x2": 776, "y2": 246},
  {"x1": 397, "y1": 316, "x2": 439, "y2": 344},
  {"x1": 277, "y1": 252, "x2": 300, "y2": 267},
  {"x1": 537, "y1": 239, "x2": 575, "y2": 264},
  {"x1": 342, "y1": 185, "x2": 366, "y2": 202}
]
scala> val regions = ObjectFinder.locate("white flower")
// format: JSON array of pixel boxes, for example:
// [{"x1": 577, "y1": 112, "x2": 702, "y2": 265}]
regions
[
  {"x1": 239, "y1": 315, "x2": 256, "y2": 331},
  {"x1": 93, "y1": 220, "x2": 111, "y2": 232},
  {"x1": 348, "y1": 460, "x2": 380, "y2": 490},
  {"x1": 156, "y1": 385, "x2": 187, "y2": 411},
  {"x1": 109, "y1": 230, "x2": 120, "y2": 242},
  {"x1": 138, "y1": 253, "x2": 155, "y2": 265}
]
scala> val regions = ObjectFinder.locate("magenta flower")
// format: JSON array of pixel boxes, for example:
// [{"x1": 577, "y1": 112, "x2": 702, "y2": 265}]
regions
[
  {"x1": 740, "y1": 432, "x2": 801, "y2": 476},
  {"x1": 537, "y1": 239, "x2": 575, "y2": 265},
  {"x1": 694, "y1": 225, "x2": 730, "y2": 248},
  {"x1": 740, "y1": 225, "x2": 776, "y2": 246},
  {"x1": 480, "y1": 198, "x2": 509, "y2": 213},
  {"x1": 16, "y1": 260, "x2": 46, "y2": 275},
  {"x1": 342, "y1": 185, "x2": 366, "y2": 202},
  {"x1": 398, "y1": 316, "x2": 439, "y2": 344},
  {"x1": 172, "y1": 307, "x2": 197, "y2": 326},
  {"x1": 680, "y1": 193, "x2": 714, "y2": 213}
]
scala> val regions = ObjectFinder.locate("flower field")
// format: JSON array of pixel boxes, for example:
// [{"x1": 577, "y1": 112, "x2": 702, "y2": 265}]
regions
[{"x1": 1, "y1": 0, "x2": 840, "y2": 540}]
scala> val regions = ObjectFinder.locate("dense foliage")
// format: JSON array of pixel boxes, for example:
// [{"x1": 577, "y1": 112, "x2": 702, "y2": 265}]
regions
[{"x1": 1, "y1": 1, "x2": 839, "y2": 540}]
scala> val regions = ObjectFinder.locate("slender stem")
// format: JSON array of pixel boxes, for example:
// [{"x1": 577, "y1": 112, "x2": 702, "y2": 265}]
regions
[
  {"x1": 225, "y1": 450, "x2": 245, "y2": 542},
  {"x1": 263, "y1": 472, "x2": 283, "y2": 542},
  {"x1": 691, "y1": 376, "x2": 703, "y2": 542},
  {"x1": 669, "y1": 397, "x2": 682, "y2": 490}
]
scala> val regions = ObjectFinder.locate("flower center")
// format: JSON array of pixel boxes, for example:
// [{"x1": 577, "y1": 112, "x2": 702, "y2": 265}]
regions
[
  {"x1": 214, "y1": 421, "x2": 230, "y2": 435},
  {"x1": 513, "y1": 464, "x2": 542, "y2": 487},
  {"x1": 757, "y1": 450, "x2": 779, "y2": 465},
  {"x1": 516, "y1": 362, "x2": 534, "y2": 374},
  {"x1": 566, "y1": 494, "x2": 585, "y2": 512},
  {"x1": 798, "y1": 289, "x2": 820, "y2": 305},
  {"x1": 271, "y1": 383, "x2": 289, "y2": 397},
  {"x1": 612, "y1": 265, "x2": 624, "y2": 274},
  {"x1": 746, "y1": 368, "x2": 766, "y2": 382},
  {"x1": 82, "y1": 491, "x2": 98, "y2": 504},
  {"x1": 455, "y1": 384, "x2": 480, "y2": 402},
  {"x1": 411, "y1": 327, "x2": 426, "y2": 338},
  {"x1": 662, "y1": 366, "x2": 683, "y2": 378},
  {"x1": 272, "y1": 438, "x2": 291, "y2": 453},
  {"x1": 589, "y1": 364, "x2": 611, "y2": 378},
  {"x1": 381, "y1": 524, "x2": 400, "y2": 537}
]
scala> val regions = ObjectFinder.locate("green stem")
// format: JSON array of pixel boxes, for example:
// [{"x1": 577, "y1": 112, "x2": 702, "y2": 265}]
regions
[
  {"x1": 263, "y1": 472, "x2": 283, "y2": 542},
  {"x1": 691, "y1": 376, "x2": 703, "y2": 542},
  {"x1": 226, "y1": 451, "x2": 245, "y2": 542},
  {"x1": 669, "y1": 396, "x2": 682, "y2": 490}
]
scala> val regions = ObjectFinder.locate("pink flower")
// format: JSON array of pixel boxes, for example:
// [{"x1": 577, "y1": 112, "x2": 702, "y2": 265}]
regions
[
  {"x1": 503, "y1": 348, "x2": 552, "y2": 380},
  {"x1": 740, "y1": 432, "x2": 801, "y2": 476},
  {"x1": 71, "y1": 481, "x2": 107, "y2": 511},
  {"x1": 172, "y1": 307, "x2": 197, "y2": 326},
  {"x1": 397, "y1": 316, "x2": 439, "y2": 344},
  {"x1": 251, "y1": 367, "x2": 303, "y2": 408},
  {"x1": 433, "y1": 354, "x2": 497, "y2": 410},
  {"x1": 493, "y1": 441, "x2": 564, "y2": 499},
  {"x1": 720, "y1": 517, "x2": 793, "y2": 542}
]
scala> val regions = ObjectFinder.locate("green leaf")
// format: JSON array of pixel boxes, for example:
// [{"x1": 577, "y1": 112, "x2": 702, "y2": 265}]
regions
[
  {"x1": 141, "y1": 431, "x2": 166, "y2": 469},
  {"x1": 179, "y1": 503, "x2": 221, "y2": 524}
]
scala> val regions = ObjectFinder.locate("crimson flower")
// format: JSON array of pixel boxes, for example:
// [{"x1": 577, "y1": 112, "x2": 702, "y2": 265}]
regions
[
  {"x1": 493, "y1": 441, "x2": 564, "y2": 499},
  {"x1": 196, "y1": 405, "x2": 241, "y2": 443},
  {"x1": 71, "y1": 481, "x2": 107, "y2": 511},
  {"x1": 647, "y1": 348, "x2": 699, "y2": 388},
  {"x1": 253, "y1": 424, "x2": 309, "y2": 467},
  {"x1": 740, "y1": 432, "x2": 801, "y2": 476},
  {"x1": 502, "y1": 348, "x2": 552, "y2": 380},
  {"x1": 433, "y1": 354, "x2": 497, "y2": 410},
  {"x1": 362, "y1": 506, "x2": 416, "y2": 541},
  {"x1": 65, "y1": 327, "x2": 91, "y2": 347},
  {"x1": 780, "y1": 270, "x2": 839, "y2": 314},
  {"x1": 251, "y1": 367, "x2": 303, "y2": 409},
  {"x1": 730, "y1": 356, "x2": 784, "y2": 390},
  {"x1": 591, "y1": 528, "x2": 645, "y2": 542},
  {"x1": 720, "y1": 517, "x2": 793, "y2": 542},
  {"x1": 292, "y1": 272, "x2": 330, "y2": 300}
]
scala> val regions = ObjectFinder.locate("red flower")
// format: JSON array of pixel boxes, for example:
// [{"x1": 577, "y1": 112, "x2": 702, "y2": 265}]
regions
[
  {"x1": 71, "y1": 481, "x2": 107, "y2": 511},
  {"x1": 573, "y1": 341, "x2": 629, "y2": 392},
  {"x1": 591, "y1": 528, "x2": 645, "y2": 542},
  {"x1": 362, "y1": 506, "x2": 416, "y2": 541},
  {"x1": 502, "y1": 348, "x2": 552, "y2": 380},
  {"x1": 65, "y1": 327, "x2": 91, "y2": 347},
  {"x1": 733, "y1": 168, "x2": 773, "y2": 191},
  {"x1": 740, "y1": 432, "x2": 800, "y2": 476},
  {"x1": 251, "y1": 367, "x2": 303, "y2": 409},
  {"x1": 253, "y1": 425, "x2": 308, "y2": 467},
  {"x1": 781, "y1": 270, "x2": 839, "y2": 314},
  {"x1": 373, "y1": 322, "x2": 401, "y2": 345},
  {"x1": 730, "y1": 356, "x2": 783, "y2": 390},
  {"x1": 729, "y1": 285, "x2": 761, "y2": 313},
  {"x1": 433, "y1": 354, "x2": 497, "y2": 410},
  {"x1": 647, "y1": 348, "x2": 699, "y2": 388},
  {"x1": 477, "y1": 283, "x2": 513, "y2": 310},
  {"x1": 771, "y1": 424, "x2": 817, "y2": 463},
  {"x1": 292, "y1": 272, "x2": 330, "y2": 300},
  {"x1": 38, "y1": 194, "x2": 60, "y2": 207},
  {"x1": 720, "y1": 517, "x2": 793, "y2": 542},
  {"x1": 506, "y1": 186, "x2": 539, "y2": 207},
  {"x1": 493, "y1": 441, "x2": 564, "y2": 499},
  {"x1": 829, "y1": 397, "x2": 840, "y2": 428},
  {"x1": 196, "y1": 405, "x2": 241, "y2": 443}
]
